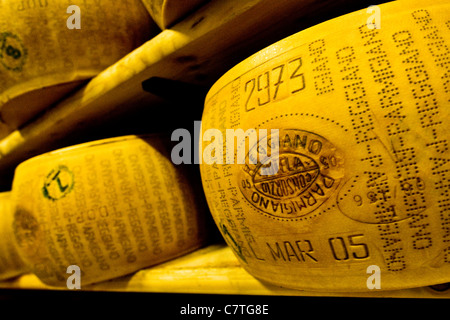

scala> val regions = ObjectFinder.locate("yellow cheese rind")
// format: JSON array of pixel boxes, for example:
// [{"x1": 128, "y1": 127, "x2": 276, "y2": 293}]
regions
[
  {"x1": 0, "y1": 192, "x2": 27, "y2": 280},
  {"x1": 200, "y1": 0, "x2": 450, "y2": 292},
  {"x1": 0, "y1": 0, "x2": 157, "y2": 138},
  {"x1": 11, "y1": 135, "x2": 209, "y2": 287}
]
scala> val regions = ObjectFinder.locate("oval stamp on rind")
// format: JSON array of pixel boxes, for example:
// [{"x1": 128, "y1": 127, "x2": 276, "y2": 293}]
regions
[
  {"x1": 42, "y1": 165, "x2": 74, "y2": 201},
  {"x1": 238, "y1": 129, "x2": 344, "y2": 220},
  {"x1": 0, "y1": 32, "x2": 27, "y2": 72}
]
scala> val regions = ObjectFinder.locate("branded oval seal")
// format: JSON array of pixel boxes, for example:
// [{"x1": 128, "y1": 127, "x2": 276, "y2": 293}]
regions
[{"x1": 238, "y1": 129, "x2": 344, "y2": 220}]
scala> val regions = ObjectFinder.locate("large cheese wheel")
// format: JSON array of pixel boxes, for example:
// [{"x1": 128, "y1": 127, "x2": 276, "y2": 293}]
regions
[
  {"x1": 141, "y1": 0, "x2": 209, "y2": 29},
  {"x1": 11, "y1": 135, "x2": 208, "y2": 286},
  {"x1": 200, "y1": 0, "x2": 450, "y2": 292},
  {"x1": 0, "y1": 192, "x2": 27, "y2": 281},
  {"x1": 0, "y1": 0, "x2": 157, "y2": 138}
]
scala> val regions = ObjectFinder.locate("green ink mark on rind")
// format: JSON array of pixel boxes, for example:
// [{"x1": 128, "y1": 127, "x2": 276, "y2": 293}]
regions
[
  {"x1": 42, "y1": 165, "x2": 74, "y2": 201},
  {"x1": 0, "y1": 32, "x2": 27, "y2": 72}
]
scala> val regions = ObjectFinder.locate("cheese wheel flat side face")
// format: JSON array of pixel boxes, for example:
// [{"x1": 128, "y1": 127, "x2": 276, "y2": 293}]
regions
[
  {"x1": 11, "y1": 135, "x2": 208, "y2": 286},
  {"x1": 200, "y1": 0, "x2": 450, "y2": 292},
  {"x1": 0, "y1": 0, "x2": 156, "y2": 135},
  {"x1": 0, "y1": 192, "x2": 27, "y2": 280}
]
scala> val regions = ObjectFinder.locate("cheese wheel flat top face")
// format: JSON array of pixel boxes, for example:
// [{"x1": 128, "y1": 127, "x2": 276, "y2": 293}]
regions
[
  {"x1": 200, "y1": 0, "x2": 450, "y2": 292},
  {"x1": 11, "y1": 135, "x2": 208, "y2": 286},
  {"x1": 0, "y1": 0, "x2": 155, "y2": 134}
]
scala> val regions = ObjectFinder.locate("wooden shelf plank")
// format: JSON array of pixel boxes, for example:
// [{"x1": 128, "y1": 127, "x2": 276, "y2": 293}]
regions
[
  {"x1": 0, "y1": 0, "x2": 383, "y2": 189},
  {"x1": 0, "y1": 244, "x2": 448, "y2": 298},
  {"x1": 1, "y1": 0, "x2": 429, "y2": 299}
]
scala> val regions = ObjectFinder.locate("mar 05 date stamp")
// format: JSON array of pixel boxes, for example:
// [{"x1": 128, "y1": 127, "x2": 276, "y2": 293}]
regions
[{"x1": 239, "y1": 128, "x2": 344, "y2": 220}]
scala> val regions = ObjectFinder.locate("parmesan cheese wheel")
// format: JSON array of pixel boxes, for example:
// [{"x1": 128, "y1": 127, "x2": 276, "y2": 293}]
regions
[
  {"x1": 200, "y1": 0, "x2": 450, "y2": 292},
  {"x1": 141, "y1": 0, "x2": 209, "y2": 29},
  {"x1": 11, "y1": 135, "x2": 208, "y2": 287},
  {"x1": 0, "y1": 192, "x2": 27, "y2": 281},
  {"x1": 0, "y1": 0, "x2": 157, "y2": 139}
]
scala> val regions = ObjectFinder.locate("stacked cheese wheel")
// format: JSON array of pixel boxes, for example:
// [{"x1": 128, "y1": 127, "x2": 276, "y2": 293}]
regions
[
  {"x1": 0, "y1": 0, "x2": 157, "y2": 139},
  {"x1": 7, "y1": 135, "x2": 208, "y2": 286},
  {"x1": 200, "y1": 0, "x2": 450, "y2": 291}
]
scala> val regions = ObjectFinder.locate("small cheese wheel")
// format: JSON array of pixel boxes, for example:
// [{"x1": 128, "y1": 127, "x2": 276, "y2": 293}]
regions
[
  {"x1": 141, "y1": 0, "x2": 209, "y2": 29},
  {"x1": 0, "y1": 0, "x2": 157, "y2": 138},
  {"x1": 11, "y1": 135, "x2": 208, "y2": 286},
  {"x1": 200, "y1": 0, "x2": 450, "y2": 291},
  {"x1": 0, "y1": 192, "x2": 27, "y2": 281}
]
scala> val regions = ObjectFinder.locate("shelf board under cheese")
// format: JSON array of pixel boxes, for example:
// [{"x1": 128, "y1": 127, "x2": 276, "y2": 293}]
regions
[
  {"x1": 0, "y1": 243, "x2": 448, "y2": 298},
  {"x1": 0, "y1": 0, "x2": 383, "y2": 188}
]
